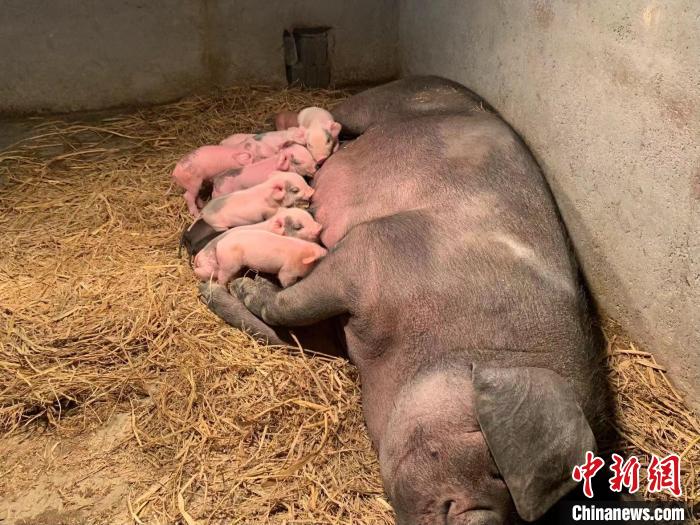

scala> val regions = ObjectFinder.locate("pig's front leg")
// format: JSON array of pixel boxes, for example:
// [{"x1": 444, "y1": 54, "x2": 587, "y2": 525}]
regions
[
  {"x1": 199, "y1": 282, "x2": 287, "y2": 345},
  {"x1": 184, "y1": 189, "x2": 202, "y2": 216},
  {"x1": 233, "y1": 250, "x2": 350, "y2": 327}
]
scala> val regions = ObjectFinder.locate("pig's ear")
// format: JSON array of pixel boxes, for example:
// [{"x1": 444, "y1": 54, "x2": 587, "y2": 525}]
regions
[
  {"x1": 277, "y1": 152, "x2": 291, "y2": 171},
  {"x1": 329, "y1": 121, "x2": 342, "y2": 138},
  {"x1": 291, "y1": 126, "x2": 307, "y2": 144},
  {"x1": 472, "y1": 365, "x2": 596, "y2": 522},
  {"x1": 271, "y1": 182, "x2": 286, "y2": 201},
  {"x1": 301, "y1": 252, "x2": 323, "y2": 265},
  {"x1": 236, "y1": 151, "x2": 254, "y2": 165},
  {"x1": 272, "y1": 216, "x2": 285, "y2": 234}
]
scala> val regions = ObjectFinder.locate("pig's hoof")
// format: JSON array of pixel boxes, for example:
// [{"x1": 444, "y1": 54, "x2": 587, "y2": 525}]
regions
[
  {"x1": 232, "y1": 277, "x2": 260, "y2": 313},
  {"x1": 232, "y1": 277, "x2": 255, "y2": 300},
  {"x1": 232, "y1": 276, "x2": 278, "y2": 318},
  {"x1": 198, "y1": 281, "x2": 226, "y2": 305}
]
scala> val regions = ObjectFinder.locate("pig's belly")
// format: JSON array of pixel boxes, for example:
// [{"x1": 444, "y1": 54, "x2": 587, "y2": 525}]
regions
[
  {"x1": 312, "y1": 153, "x2": 426, "y2": 248},
  {"x1": 311, "y1": 163, "x2": 355, "y2": 248}
]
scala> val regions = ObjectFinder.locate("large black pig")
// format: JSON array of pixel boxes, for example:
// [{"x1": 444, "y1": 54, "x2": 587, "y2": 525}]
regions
[{"x1": 197, "y1": 77, "x2": 612, "y2": 524}]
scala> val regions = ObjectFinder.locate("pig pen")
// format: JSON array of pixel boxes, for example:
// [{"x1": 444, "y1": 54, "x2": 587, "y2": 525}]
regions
[{"x1": 0, "y1": 87, "x2": 698, "y2": 524}]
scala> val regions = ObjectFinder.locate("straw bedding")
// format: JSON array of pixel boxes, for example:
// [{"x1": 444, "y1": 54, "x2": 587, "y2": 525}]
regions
[{"x1": 0, "y1": 86, "x2": 697, "y2": 523}]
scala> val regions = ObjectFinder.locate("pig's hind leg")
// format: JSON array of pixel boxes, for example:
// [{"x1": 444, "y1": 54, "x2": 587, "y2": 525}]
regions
[
  {"x1": 214, "y1": 243, "x2": 245, "y2": 285},
  {"x1": 331, "y1": 76, "x2": 484, "y2": 137},
  {"x1": 199, "y1": 282, "x2": 286, "y2": 345},
  {"x1": 233, "y1": 246, "x2": 352, "y2": 327},
  {"x1": 217, "y1": 268, "x2": 238, "y2": 285}
]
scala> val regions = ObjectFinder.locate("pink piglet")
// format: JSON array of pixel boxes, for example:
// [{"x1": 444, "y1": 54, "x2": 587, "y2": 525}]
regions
[
  {"x1": 171, "y1": 145, "x2": 261, "y2": 216},
  {"x1": 193, "y1": 229, "x2": 327, "y2": 287}
]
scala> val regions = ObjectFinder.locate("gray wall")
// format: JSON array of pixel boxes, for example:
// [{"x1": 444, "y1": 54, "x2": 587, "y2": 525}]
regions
[
  {"x1": 399, "y1": 0, "x2": 700, "y2": 409},
  {"x1": 1, "y1": 0, "x2": 398, "y2": 113}
]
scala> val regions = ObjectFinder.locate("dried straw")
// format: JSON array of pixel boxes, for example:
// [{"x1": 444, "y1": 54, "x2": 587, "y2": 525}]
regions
[
  {"x1": 605, "y1": 322, "x2": 699, "y2": 517},
  {"x1": 0, "y1": 86, "x2": 697, "y2": 523}
]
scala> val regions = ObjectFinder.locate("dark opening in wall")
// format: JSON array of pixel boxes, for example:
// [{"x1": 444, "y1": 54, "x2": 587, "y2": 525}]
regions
[{"x1": 284, "y1": 27, "x2": 331, "y2": 88}]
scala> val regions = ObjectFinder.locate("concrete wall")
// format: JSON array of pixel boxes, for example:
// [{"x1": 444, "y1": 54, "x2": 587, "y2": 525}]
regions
[
  {"x1": 1, "y1": 0, "x2": 397, "y2": 114},
  {"x1": 399, "y1": 0, "x2": 700, "y2": 409}
]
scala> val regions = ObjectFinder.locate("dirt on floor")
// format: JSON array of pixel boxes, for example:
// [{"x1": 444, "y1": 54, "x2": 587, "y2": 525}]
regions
[{"x1": 0, "y1": 86, "x2": 697, "y2": 524}]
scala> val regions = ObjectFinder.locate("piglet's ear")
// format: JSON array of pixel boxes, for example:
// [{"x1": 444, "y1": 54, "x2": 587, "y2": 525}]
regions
[
  {"x1": 271, "y1": 182, "x2": 286, "y2": 201},
  {"x1": 472, "y1": 365, "x2": 596, "y2": 522},
  {"x1": 276, "y1": 152, "x2": 291, "y2": 171},
  {"x1": 301, "y1": 253, "x2": 322, "y2": 265},
  {"x1": 236, "y1": 151, "x2": 254, "y2": 165},
  {"x1": 329, "y1": 121, "x2": 342, "y2": 138},
  {"x1": 272, "y1": 217, "x2": 285, "y2": 234}
]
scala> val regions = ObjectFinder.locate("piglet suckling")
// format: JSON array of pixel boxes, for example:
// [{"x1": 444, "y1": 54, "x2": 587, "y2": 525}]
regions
[
  {"x1": 180, "y1": 204, "x2": 321, "y2": 258},
  {"x1": 172, "y1": 145, "x2": 261, "y2": 216},
  {"x1": 219, "y1": 127, "x2": 307, "y2": 156},
  {"x1": 192, "y1": 207, "x2": 322, "y2": 283},
  {"x1": 211, "y1": 145, "x2": 318, "y2": 199},
  {"x1": 296, "y1": 107, "x2": 342, "y2": 163},
  {"x1": 193, "y1": 230, "x2": 327, "y2": 287},
  {"x1": 278, "y1": 143, "x2": 318, "y2": 178},
  {"x1": 200, "y1": 172, "x2": 314, "y2": 231},
  {"x1": 234, "y1": 207, "x2": 323, "y2": 242}
]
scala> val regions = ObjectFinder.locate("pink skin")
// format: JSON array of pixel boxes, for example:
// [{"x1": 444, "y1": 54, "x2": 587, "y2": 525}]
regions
[
  {"x1": 219, "y1": 127, "x2": 307, "y2": 156},
  {"x1": 212, "y1": 169, "x2": 288, "y2": 199},
  {"x1": 277, "y1": 143, "x2": 318, "y2": 177},
  {"x1": 234, "y1": 207, "x2": 323, "y2": 242},
  {"x1": 212, "y1": 145, "x2": 317, "y2": 199},
  {"x1": 172, "y1": 145, "x2": 261, "y2": 216},
  {"x1": 193, "y1": 230, "x2": 327, "y2": 287},
  {"x1": 297, "y1": 107, "x2": 342, "y2": 163},
  {"x1": 193, "y1": 208, "x2": 323, "y2": 282},
  {"x1": 200, "y1": 172, "x2": 314, "y2": 231}
]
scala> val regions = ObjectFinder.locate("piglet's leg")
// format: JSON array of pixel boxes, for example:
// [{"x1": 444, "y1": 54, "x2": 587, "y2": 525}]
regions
[
  {"x1": 217, "y1": 266, "x2": 239, "y2": 285},
  {"x1": 277, "y1": 268, "x2": 300, "y2": 288},
  {"x1": 184, "y1": 189, "x2": 201, "y2": 216},
  {"x1": 233, "y1": 248, "x2": 350, "y2": 327}
]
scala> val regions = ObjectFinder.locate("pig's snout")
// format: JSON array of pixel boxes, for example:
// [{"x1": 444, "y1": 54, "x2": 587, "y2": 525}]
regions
[
  {"x1": 294, "y1": 188, "x2": 314, "y2": 208},
  {"x1": 443, "y1": 503, "x2": 501, "y2": 525}
]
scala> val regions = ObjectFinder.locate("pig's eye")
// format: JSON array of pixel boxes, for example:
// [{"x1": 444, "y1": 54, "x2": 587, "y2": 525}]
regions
[
  {"x1": 293, "y1": 223, "x2": 303, "y2": 230},
  {"x1": 291, "y1": 187, "x2": 299, "y2": 193},
  {"x1": 290, "y1": 157, "x2": 300, "y2": 165}
]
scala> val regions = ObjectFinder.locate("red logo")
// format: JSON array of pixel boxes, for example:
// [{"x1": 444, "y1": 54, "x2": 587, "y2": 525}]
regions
[
  {"x1": 648, "y1": 454, "x2": 682, "y2": 497},
  {"x1": 609, "y1": 453, "x2": 641, "y2": 493},
  {"x1": 572, "y1": 451, "x2": 605, "y2": 498},
  {"x1": 573, "y1": 452, "x2": 682, "y2": 498}
]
